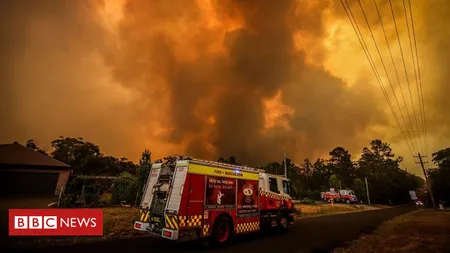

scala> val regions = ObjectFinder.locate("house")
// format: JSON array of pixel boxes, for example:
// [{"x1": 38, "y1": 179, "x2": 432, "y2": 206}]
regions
[{"x1": 0, "y1": 142, "x2": 72, "y2": 195}]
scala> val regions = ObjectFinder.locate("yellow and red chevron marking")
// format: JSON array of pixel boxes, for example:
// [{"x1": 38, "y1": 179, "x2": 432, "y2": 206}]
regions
[
  {"x1": 179, "y1": 215, "x2": 203, "y2": 228},
  {"x1": 165, "y1": 214, "x2": 179, "y2": 229},
  {"x1": 201, "y1": 224, "x2": 210, "y2": 237},
  {"x1": 235, "y1": 221, "x2": 260, "y2": 234},
  {"x1": 139, "y1": 209, "x2": 149, "y2": 222},
  {"x1": 260, "y1": 191, "x2": 291, "y2": 202}
]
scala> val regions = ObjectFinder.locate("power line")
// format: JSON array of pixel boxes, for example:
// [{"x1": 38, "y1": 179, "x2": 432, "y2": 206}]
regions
[
  {"x1": 372, "y1": 0, "x2": 420, "y2": 155},
  {"x1": 355, "y1": 0, "x2": 419, "y2": 153},
  {"x1": 340, "y1": 0, "x2": 416, "y2": 157},
  {"x1": 402, "y1": 0, "x2": 427, "y2": 164},
  {"x1": 388, "y1": 0, "x2": 424, "y2": 156},
  {"x1": 407, "y1": 0, "x2": 430, "y2": 163}
]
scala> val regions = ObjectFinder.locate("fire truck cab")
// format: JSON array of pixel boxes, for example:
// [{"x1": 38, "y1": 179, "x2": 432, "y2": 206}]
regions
[{"x1": 134, "y1": 156, "x2": 294, "y2": 245}]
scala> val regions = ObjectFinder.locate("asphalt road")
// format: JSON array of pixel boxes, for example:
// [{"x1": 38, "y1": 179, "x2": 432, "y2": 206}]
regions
[{"x1": 8, "y1": 206, "x2": 414, "y2": 253}]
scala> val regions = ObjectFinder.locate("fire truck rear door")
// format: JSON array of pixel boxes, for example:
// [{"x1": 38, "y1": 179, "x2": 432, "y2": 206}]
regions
[
  {"x1": 141, "y1": 163, "x2": 162, "y2": 208},
  {"x1": 166, "y1": 161, "x2": 189, "y2": 212}
]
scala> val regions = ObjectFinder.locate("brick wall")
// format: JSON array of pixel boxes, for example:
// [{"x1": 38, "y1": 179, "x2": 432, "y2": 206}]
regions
[{"x1": 55, "y1": 170, "x2": 71, "y2": 195}]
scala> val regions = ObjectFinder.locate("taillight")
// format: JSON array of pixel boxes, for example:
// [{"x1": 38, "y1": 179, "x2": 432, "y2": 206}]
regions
[
  {"x1": 163, "y1": 230, "x2": 172, "y2": 237},
  {"x1": 135, "y1": 223, "x2": 141, "y2": 229}
]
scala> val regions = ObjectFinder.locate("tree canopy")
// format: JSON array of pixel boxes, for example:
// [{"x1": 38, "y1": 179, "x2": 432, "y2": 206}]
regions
[
  {"x1": 29, "y1": 136, "x2": 430, "y2": 205},
  {"x1": 253, "y1": 139, "x2": 423, "y2": 205},
  {"x1": 48, "y1": 136, "x2": 138, "y2": 175},
  {"x1": 429, "y1": 148, "x2": 450, "y2": 204}
]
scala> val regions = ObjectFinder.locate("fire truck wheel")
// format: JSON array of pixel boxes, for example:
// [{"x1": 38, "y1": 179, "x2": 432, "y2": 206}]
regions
[
  {"x1": 211, "y1": 216, "x2": 233, "y2": 246},
  {"x1": 277, "y1": 213, "x2": 289, "y2": 234},
  {"x1": 345, "y1": 199, "x2": 351, "y2": 204}
]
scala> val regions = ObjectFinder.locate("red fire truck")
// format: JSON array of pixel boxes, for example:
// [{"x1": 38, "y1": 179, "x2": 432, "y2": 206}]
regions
[
  {"x1": 134, "y1": 156, "x2": 294, "y2": 245},
  {"x1": 321, "y1": 189, "x2": 358, "y2": 204}
]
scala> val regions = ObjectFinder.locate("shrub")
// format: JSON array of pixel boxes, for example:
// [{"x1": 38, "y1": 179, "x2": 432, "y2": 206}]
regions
[
  {"x1": 301, "y1": 197, "x2": 316, "y2": 205},
  {"x1": 59, "y1": 193, "x2": 79, "y2": 208},
  {"x1": 111, "y1": 172, "x2": 138, "y2": 204},
  {"x1": 59, "y1": 176, "x2": 108, "y2": 208},
  {"x1": 308, "y1": 190, "x2": 322, "y2": 200},
  {"x1": 136, "y1": 165, "x2": 151, "y2": 205}
]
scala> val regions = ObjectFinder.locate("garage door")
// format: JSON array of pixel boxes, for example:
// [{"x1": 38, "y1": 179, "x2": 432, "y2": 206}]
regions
[{"x1": 0, "y1": 171, "x2": 59, "y2": 195}]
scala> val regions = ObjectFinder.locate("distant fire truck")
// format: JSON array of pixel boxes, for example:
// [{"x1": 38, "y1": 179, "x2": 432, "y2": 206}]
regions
[
  {"x1": 134, "y1": 156, "x2": 294, "y2": 245},
  {"x1": 321, "y1": 189, "x2": 358, "y2": 204}
]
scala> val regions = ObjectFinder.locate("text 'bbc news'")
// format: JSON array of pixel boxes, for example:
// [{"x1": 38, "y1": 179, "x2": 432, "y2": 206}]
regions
[{"x1": 9, "y1": 209, "x2": 103, "y2": 236}]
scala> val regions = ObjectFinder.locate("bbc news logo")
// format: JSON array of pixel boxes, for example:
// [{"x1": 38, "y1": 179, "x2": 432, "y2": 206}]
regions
[
  {"x1": 9, "y1": 209, "x2": 103, "y2": 236},
  {"x1": 14, "y1": 216, "x2": 97, "y2": 229}
]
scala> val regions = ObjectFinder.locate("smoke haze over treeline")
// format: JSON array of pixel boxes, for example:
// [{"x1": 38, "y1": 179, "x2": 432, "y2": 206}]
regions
[{"x1": 1, "y1": 0, "x2": 449, "y2": 175}]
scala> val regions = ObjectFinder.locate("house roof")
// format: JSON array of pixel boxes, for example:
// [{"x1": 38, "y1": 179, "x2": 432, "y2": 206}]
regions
[{"x1": 0, "y1": 142, "x2": 71, "y2": 169}]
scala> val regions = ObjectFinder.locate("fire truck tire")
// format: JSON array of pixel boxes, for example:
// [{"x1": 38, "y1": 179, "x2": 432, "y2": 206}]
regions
[
  {"x1": 345, "y1": 199, "x2": 351, "y2": 204},
  {"x1": 211, "y1": 216, "x2": 234, "y2": 246},
  {"x1": 277, "y1": 213, "x2": 289, "y2": 234}
]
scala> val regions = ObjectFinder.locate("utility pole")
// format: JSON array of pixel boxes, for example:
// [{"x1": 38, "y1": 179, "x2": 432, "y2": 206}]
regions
[
  {"x1": 365, "y1": 177, "x2": 371, "y2": 205},
  {"x1": 415, "y1": 153, "x2": 436, "y2": 209},
  {"x1": 284, "y1": 149, "x2": 288, "y2": 179}
]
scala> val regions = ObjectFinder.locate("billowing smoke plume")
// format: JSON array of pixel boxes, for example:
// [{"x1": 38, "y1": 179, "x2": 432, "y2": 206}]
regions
[
  {"x1": 1, "y1": 0, "x2": 448, "y2": 173},
  {"x1": 105, "y1": 0, "x2": 387, "y2": 163}
]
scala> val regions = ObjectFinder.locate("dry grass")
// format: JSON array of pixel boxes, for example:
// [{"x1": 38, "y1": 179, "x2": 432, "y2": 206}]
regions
[
  {"x1": 294, "y1": 203, "x2": 381, "y2": 218},
  {"x1": 8, "y1": 207, "x2": 146, "y2": 249},
  {"x1": 331, "y1": 210, "x2": 450, "y2": 253},
  {"x1": 8, "y1": 204, "x2": 392, "y2": 249}
]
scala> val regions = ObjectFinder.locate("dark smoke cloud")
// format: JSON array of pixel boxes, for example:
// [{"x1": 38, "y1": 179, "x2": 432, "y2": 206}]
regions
[
  {"x1": 1, "y1": 0, "x2": 447, "y2": 174},
  {"x1": 105, "y1": 0, "x2": 388, "y2": 165}
]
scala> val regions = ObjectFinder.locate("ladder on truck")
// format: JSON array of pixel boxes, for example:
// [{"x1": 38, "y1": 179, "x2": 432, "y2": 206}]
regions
[{"x1": 186, "y1": 157, "x2": 264, "y2": 173}]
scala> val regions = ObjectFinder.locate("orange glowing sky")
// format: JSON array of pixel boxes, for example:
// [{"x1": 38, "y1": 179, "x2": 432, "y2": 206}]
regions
[{"x1": 1, "y1": 0, "x2": 449, "y2": 175}]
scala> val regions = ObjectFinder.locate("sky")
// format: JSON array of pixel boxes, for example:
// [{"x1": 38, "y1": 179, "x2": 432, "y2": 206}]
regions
[{"x1": 1, "y1": 0, "x2": 449, "y2": 175}]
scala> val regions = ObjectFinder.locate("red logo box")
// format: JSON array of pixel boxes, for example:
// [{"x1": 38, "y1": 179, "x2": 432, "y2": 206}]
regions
[{"x1": 9, "y1": 209, "x2": 103, "y2": 236}]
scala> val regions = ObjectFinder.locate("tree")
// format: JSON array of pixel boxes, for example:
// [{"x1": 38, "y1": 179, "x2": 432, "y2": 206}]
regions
[
  {"x1": 356, "y1": 139, "x2": 422, "y2": 205},
  {"x1": 432, "y1": 148, "x2": 450, "y2": 168},
  {"x1": 309, "y1": 158, "x2": 331, "y2": 191},
  {"x1": 328, "y1": 147, "x2": 354, "y2": 189},
  {"x1": 111, "y1": 172, "x2": 138, "y2": 204},
  {"x1": 136, "y1": 149, "x2": 152, "y2": 205},
  {"x1": 26, "y1": 139, "x2": 38, "y2": 150},
  {"x1": 51, "y1": 137, "x2": 101, "y2": 170},
  {"x1": 429, "y1": 148, "x2": 450, "y2": 204},
  {"x1": 261, "y1": 162, "x2": 283, "y2": 175},
  {"x1": 329, "y1": 174, "x2": 340, "y2": 190},
  {"x1": 353, "y1": 178, "x2": 366, "y2": 203},
  {"x1": 217, "y1": 156, "x2": 239, "y2": 165},
  {"x1": 26, "y1": 139, "x2": 49, "y2": 155},
  {"x1": 50, "y1": 136, "x2": 137, "y2": 175}
]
